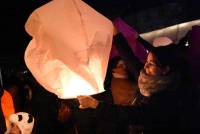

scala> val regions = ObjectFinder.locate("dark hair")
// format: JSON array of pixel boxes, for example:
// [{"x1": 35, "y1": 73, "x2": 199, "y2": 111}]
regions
[{"x1": 152, "y1": 41, "x2": 188, "y2": 71}]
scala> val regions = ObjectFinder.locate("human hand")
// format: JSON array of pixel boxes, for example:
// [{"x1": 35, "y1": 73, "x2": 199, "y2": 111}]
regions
[{"x1": 77, "y1": 95, "x2": 99, "y2": 109}]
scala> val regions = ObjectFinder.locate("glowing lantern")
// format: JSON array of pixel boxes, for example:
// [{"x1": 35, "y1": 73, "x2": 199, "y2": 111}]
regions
[{"x1": 24, "y1": 0, "x2": 114, "y2": 99}]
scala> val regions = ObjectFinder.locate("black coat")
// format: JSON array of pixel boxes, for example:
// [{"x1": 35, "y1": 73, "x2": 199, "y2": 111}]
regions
[{"x1": 95, "y1": 89, "x2": 185, "y2": 133}]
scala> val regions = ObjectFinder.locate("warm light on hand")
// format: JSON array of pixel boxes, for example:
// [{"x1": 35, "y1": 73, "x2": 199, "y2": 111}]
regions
[{"x1": 77, "y1": 95, "x2": 99, "y2": 109}]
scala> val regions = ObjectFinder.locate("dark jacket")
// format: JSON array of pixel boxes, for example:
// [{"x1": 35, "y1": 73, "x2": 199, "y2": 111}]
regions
[{"x1": 96, "y1": 90, "x2": 183, "y2": 133}]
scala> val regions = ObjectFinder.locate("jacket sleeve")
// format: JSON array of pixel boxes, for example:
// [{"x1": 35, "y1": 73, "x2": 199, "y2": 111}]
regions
[
  {"x1": 113, "y1": 17, "x2": 148, "y2": 63},
  {"x1": 113, "y1": 33, "x2": 144, "y2": 79}
]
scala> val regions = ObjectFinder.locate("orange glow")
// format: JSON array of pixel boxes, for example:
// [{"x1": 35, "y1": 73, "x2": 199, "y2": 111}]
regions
[
  {"x1": 1, "y1": 90, "x2": 15, "y2": 128},
  {"x1": 56, "y1": 58, "x2": 104, "y2": 98}
]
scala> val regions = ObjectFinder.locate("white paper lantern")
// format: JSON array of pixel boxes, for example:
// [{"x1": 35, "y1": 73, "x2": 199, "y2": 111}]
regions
[{"x1": 24, "y1": 0, "x2": 114, "y2": 99}]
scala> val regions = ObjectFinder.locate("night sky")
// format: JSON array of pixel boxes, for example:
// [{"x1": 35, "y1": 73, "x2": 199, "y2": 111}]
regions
[{"x1": 1, "y1": 0, "x2": 199, "y2": 65}]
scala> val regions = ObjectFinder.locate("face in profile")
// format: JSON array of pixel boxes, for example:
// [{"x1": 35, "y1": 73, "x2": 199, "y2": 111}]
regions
[{"x1": 112, "y1": 60, "x2": 127, "y2": 74}]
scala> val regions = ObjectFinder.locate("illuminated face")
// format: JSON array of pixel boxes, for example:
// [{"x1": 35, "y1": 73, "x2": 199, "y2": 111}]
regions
[
  {"x1": 111, "y1": 59, "x2": 129, "y2": 79},
  {"x1": 112, "y1": 60, "x2": 127, "y2": 76},
  {"x1": 144, "y1": 52, "x2": 167, "y2": 76}
]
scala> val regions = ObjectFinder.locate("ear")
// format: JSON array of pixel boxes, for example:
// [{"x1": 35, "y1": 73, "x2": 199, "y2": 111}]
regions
[{"x1": 162, "y1": 66, "x2": 170, "y2": 75}]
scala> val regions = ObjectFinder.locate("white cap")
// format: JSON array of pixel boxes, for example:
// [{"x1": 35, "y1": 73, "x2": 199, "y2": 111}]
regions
[
  {"x1": 5, "y1": 112, "x2": 34, "y2": 134},
  {"x1": 153, "y1": 36, "x2": 173, "y2": 47}
]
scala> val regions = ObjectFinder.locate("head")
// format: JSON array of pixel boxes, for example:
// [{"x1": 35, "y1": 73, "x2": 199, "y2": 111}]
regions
[
  {"x1": 112, "y1": 59, "x2": 128, "y2": 79},
  {"x1": 140, "y1": 51, "x2": 181, "y2": 97},
  {"x1": 143, "y1": 36, "x2": 179, "y2": 76},
  {"x1": 144, "y1": 52, "x2": 170, "y2": 76},
  {"x1": 5, "y1": 112, "x2": 34, "y2": 134},
  {"x1": 139, "y1": 36, "x2": 186, "y2": 96}
]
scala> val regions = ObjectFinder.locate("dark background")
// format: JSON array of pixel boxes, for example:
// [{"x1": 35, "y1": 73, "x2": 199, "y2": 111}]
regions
[{"x1": 1, "y1": 0, "x2": 200, "y2": 66}]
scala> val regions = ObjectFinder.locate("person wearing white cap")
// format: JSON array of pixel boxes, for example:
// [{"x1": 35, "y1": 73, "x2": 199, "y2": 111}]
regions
[{"x1": 5, "y1": 112, "x2": 34, "y2": 134}]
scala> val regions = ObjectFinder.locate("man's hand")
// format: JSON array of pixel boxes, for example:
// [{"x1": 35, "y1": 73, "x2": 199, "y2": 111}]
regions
[{"x1": 77, "y1": 95, "x2": 99, "y2": 109}]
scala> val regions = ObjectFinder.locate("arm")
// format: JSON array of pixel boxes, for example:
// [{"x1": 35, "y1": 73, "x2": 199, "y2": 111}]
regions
[
  {"x1": 113, "y1": 17, "x2": 148, "y2": 63},
  {"x1": 77, "y1": 95, "x2": 146, "y2": 125}
]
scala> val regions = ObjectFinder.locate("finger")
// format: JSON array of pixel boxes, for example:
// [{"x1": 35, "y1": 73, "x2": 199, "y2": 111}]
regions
[{"x1": 79, "y1": 105, "x2": 86, "y2": 109}]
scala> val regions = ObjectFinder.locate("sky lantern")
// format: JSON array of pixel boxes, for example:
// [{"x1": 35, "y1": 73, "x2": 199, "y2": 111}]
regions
[{"x1": 24, "y1": 0, "x2": 114, "y2": 99}]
